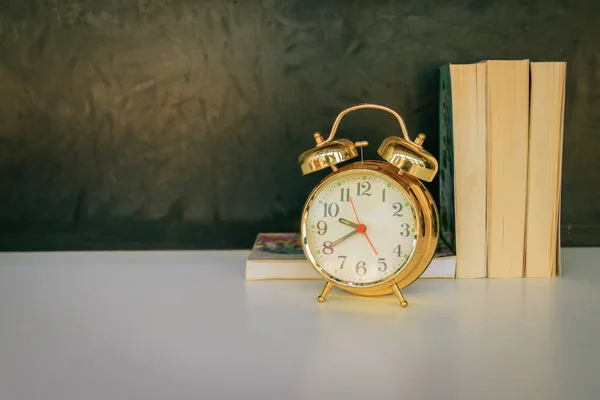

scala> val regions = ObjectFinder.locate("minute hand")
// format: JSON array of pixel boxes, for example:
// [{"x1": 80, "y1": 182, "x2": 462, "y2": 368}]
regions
[{"x1": 331, "y1": 230, "x2": 359, "y2": 247}]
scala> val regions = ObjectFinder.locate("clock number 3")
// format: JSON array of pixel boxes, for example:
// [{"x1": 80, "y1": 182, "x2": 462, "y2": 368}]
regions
[{"x1": 400, "y1": 223, "x2": 410, "y2": 237}]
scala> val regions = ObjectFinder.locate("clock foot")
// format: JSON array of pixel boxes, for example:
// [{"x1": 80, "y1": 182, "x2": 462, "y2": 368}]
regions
[
  {"x1": 318, "y1": 282, "x2": 334, "y2": 303},
  {"x1": 391, "y1": 284, "x2": 408, "y2": 308}
]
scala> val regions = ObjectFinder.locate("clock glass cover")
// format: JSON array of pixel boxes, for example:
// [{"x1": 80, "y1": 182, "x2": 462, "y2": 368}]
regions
[{"x1": 304, "y1": 169, "x2": 418, "y2": 285}]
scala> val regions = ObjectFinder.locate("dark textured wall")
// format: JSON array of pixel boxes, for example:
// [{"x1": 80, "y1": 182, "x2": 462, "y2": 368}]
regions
[{"x1": 0, "y1": 0, "x2": 598, "y2": 250}]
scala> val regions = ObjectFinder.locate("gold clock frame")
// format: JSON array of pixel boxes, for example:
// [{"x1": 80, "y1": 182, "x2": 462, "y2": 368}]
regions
[
  {"x1": 300, "y1": 161, "x2": 439, "y2": 307},
  {"x1": 297, "y1": 103, "x2": 440, "y2": 308}
]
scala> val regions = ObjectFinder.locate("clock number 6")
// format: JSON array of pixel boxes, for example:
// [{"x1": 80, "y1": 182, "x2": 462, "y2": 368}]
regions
[{"x1": 356, "y1": 261, "x2": 367, "y2": 276}]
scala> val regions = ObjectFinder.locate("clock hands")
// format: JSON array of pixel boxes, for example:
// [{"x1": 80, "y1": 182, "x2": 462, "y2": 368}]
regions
[
  {"x1": 348, "y1": 195, "x2": 362, "y2": 225},
  {"x1": 332, "y1": 197, "x2": 379, "y2": 255},
  {"x1": 339, "y1": 218, "x2": 358, "y2": 229},
  {"x1": 339, "y1": 217, "x2": 366, "y2": 235},
  {"x1": 330, "y1": 229, "x2": 360, "y2": 247},
  {"x1": 349, "y1": 195, "x2": 379, "y2": 256},
  {"x1": 329, "y1": 218, "x2": 362, "y2": 248},
  {"x1": 362, "y1": 230, "x2": 379, "y2": 256}
]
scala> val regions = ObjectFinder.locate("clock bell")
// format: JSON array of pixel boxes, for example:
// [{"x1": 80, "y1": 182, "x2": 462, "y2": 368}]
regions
[{"x1": 297, "y1": 103, "x2": 438, "y2": 183}]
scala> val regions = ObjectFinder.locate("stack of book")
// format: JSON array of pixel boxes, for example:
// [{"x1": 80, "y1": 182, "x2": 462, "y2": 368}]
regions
[
  {"x1": 439, "y1": 59, "x2": 567, "y2": 278},
  {"x1": 245, "y1": 233, "x2": 456, "y2": 280}
]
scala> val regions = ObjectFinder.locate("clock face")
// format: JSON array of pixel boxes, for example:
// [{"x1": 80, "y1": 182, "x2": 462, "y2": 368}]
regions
[{"x1": 303, "y1": 169, "x2": 417, "y2": 285}]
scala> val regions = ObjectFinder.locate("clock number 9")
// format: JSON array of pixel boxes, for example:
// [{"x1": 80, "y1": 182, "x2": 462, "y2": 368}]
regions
[
  {"x1": 316, "y1": 221, "x2": 327, "y2": 235},
  {"x1": 356, "y1": 261, "x2": 367, "y2": 276}
]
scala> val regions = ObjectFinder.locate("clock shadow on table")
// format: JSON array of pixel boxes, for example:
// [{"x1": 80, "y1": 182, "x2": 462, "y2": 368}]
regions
[{"x1": 244, "y1": 279, "x2": 434, "y2": 317}]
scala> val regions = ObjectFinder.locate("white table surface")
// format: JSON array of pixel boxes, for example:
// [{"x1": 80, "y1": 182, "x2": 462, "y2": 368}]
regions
[{"x1": 0, "y1": 247, "x2": 599, "y2": 400}]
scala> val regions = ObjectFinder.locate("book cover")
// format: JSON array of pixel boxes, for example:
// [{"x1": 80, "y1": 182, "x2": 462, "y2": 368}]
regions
[
  {"x1": 439, "y1": 65, "x2": 457, "y2": 254},
  {"x1": 438, "y1": 63, "x2": 488, "y2": 278},
  {"x1": 524, "y1": 61, "x2": 566, "y2": 277},
  {"x1": 245, "y1": 233, "x2": 456, "y2": 280},
  {"x1": 247, "y1": 233, "x2": 306, "y2": 261},
  {"x1": 485, "y1": 59, "x2": 530, "y2": 278}
]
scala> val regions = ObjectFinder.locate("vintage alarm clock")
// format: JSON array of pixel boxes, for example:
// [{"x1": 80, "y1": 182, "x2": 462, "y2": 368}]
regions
[{"x1": 297, "y1": 104, "x2": 439, "y2": 307}]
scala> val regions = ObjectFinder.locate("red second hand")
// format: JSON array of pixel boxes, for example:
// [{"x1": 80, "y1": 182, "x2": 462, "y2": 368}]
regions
[
  {"x1": 349, "y1": 195, "x2": 361, "y2": 225},
  {"x1": 363, "y1": 232, "x2": 378, "y2": 256},
  {"x1": 349, "y1": 195, "x2": 378, "y2": 256}
]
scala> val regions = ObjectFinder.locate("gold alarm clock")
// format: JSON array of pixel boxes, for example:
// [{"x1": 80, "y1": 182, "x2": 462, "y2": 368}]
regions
[{"x1": 297, "y1": 104, "x2": 439, "y2": 307}]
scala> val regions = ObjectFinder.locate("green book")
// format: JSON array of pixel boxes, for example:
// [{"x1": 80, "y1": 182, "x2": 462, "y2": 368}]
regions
[
  {"x1": 438, "y1": 65, "x2": 457, "y2": 255},
  {"x1": 438, "y1": 62, "x2": 489, "y2": 278}
]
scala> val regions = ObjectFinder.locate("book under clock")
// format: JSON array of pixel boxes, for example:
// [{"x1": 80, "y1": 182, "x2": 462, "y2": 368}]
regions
[{"x1": 245, "y1": 233, "x2": 456, "y2": 280}]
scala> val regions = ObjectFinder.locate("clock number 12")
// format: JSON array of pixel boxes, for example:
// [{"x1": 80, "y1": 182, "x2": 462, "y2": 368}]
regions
[{"x1": 357, "y1": 182, "x2": 371, "y2": 196}]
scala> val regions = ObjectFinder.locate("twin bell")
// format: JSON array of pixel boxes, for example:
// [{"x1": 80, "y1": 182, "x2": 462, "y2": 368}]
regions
[{"x1": 297, "y1": 104, "x2": 438, "y2": 182}]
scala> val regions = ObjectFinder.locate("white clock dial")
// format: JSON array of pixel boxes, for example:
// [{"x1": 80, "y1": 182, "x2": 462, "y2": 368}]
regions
[{"x1": 304, "y1": 170, "x2": 417, "y2": 284}]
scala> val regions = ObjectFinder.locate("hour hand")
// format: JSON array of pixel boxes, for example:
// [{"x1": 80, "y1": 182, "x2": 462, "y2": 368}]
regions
[{"x1": 339, "y1": 218, "x2": 359, "y2": 229}]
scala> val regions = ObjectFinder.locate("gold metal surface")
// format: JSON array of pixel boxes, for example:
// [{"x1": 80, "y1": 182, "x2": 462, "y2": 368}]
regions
[
  {"x1": 391, "y1": 284, "x2": 408, "y2": 308},
  {"x1": 414, "y1": 133, "x2": 426, "y2": 146},
  {"x1": 298, "y1": 137, "x2": 358, "y2": 175},
  {"x1": 323, "y1": 104, "x2": 411, "y2": 144},
  {"x1": 318, "y1": 282, "x2": 334, "y2": 303},
  {"x1": 300, "y1": 160, "x2": 440, "y2": 305},
  {"x1": 377, "y1": 134, "x2": 438, "y2": 182},
  {"x1": 297, "y1": 103, "x2": 427, "y2": 176}
]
